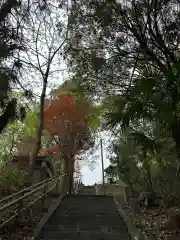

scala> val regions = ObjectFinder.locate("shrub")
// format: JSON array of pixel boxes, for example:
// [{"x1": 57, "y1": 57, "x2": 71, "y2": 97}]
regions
[{"x1": 0, "y1": 166, "x2": 27, "y2": 197}]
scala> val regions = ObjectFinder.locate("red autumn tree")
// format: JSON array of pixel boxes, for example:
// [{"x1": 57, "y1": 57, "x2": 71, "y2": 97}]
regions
[{"x1": 43, "y1": 94, "x2": 91, "y2": 193}]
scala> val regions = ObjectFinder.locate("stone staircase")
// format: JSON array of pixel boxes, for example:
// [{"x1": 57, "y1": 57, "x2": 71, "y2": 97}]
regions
[
  {"x1": 35, "y1": 193, "x2": 131, "y2": 240},
  {"x1": 78, "y1": 185, "x2": 96, "y2": 195}
]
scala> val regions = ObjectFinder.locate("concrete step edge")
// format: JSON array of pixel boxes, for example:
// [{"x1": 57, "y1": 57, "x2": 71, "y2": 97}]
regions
[{"x1": 114, "y1": 197, "x2": 139, "y2": 240}]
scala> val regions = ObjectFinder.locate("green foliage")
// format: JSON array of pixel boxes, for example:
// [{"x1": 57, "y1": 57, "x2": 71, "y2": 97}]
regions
[
  {"x1": 58, "y1": 77, "x2": 88, "y2": 100},
  {"x1": 65, "y1": 0, "x2": 180, "y2": 154},
  {"x1": 23, "y1": 111, "x2": 38, "y2": 137},
  {"x1": 0, "y1": 107, "x2": 38, "y2": 163},
  {"x1": 105, "y1": 124, "x2": 180, "y2": 204},
  {"x1": 0, "y1": 2, "x2": 28, "y2": 133},
  {"x1": 0, "y1": 121, "x2": 21, "y2": 161},
  {"x1": 63, "y1": 0, "x2": 180, "y2": 205},
  {"x1": 0, "y1": 166, "x2": 26, "y2": 196},
  {"x1": 87, "y1": 104, "x2": 101, "y2": 130}
]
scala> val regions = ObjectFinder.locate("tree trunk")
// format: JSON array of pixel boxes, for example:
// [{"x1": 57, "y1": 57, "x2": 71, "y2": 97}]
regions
[
  {"x1": 9, "y1": 124, "x2": 16, "y2": 159},
  {"x1": 171, "y1": 120, "x2": 180, "y2": 178},
  {"x1": 68, "y1": 162, "x2": 74, "y2": 194},
  {"x1": 63, "y1": 157, "x2": 75, "y2": 194},
  {"x1": 63, "y1": 158, "x2": 69, "y2": 193},
  {"x1": 59, "y1": 159, "x2": 67, "y2": 194},
  {"x1": 142, "y1": 151, "x2": 154, "y2": 193},
  {"x1": 27, "y1": 80, "x2": 47, "y2": 178},
  {"x1": 144, "y1": 162, "x2": 153, "y2": 193}
]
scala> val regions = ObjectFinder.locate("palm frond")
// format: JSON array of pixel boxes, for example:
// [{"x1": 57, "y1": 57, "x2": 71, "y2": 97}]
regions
[{"x1": 129, "y1": 130, "x2": 161, "y2": 153}]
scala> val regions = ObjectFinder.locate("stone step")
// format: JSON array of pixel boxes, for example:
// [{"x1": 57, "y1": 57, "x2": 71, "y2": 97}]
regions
[
  {"x1": 65, "y1": 194, "x2": 111, "y2": 198},
  {"x1": 51, "y1": 210, "x2": 121, "y2": 218},
  {"x1": 46, "y1": 224, "x2": 126, "y2": 232},
  {"x1": 61, "y1": 196, "x2": 115, "y2": 205},
  {"x1": 48, "y1": 220, "x2": 124, "y2": 226},
  {"x1": 61, "y1": 199, "x2": 116, "y2": 204},
  {"x1": 35, "y1": 194, "x2": 130, "y2": 240},
  {"x1": 60, "y1": 204, "x2": 116, "y2": 209},
  {"x1": 38, "y1": 231, "x2": 130, "y2": 240},
  {"x1": 78, "y1": 188, "x2": 96, "y2": 195},
  {"x1": 57, "y1": 207, "x2": 118, "y2": 212},
  {"x1": 62, "y1": 200, "x2": 114, "y2": 204},
  {"x1": 49, "y1": 212, "x2": 122, "y2": 218}
]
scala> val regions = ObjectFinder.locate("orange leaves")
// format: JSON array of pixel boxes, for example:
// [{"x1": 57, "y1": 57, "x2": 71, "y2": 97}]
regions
[
  {"x1": 40, "y1": 144, "x2": 61, "y2": 155},
  {"x1": 44, "y1": 95, "x2": 88, "y2": 134},
  {"x1": 64, "y1": 96, "x2": 74, "y2": 104},
  {"x1": 43, "y1": 95, "x2": 90, "y2": 157}
]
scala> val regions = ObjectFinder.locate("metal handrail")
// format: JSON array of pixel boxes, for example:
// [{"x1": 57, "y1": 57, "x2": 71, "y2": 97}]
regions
[
  {"x1": 0, "y1": 177, "x2": 54, "y2": 205},
  {"x1": 0, "y1": 175, "x2": 64, "y2": 213},
  {"x1": 0, "y1": 181, "x2": 58, "y2": 229},
  {"x1": 74, "y1": 178, "x2": 81, "y2": 194},
  {"x1": 0, "y1": 174, "x2": 66, "y2": 230}
]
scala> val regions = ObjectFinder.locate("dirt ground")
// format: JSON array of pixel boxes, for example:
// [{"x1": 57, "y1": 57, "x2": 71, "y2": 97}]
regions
[
  {"x1": 122, "y1": 198, "x2": 180, "y2": 240},
  {"x1": 0, "y1": 198, "x2": 53, "y2": 240}
]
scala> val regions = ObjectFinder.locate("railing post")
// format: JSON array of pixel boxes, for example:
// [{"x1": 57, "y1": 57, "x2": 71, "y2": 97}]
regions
[
  {"x1": 64, "y1": 174, "x2": 68, "y2": 194},
  {"x1": 0, "y1": 178, "x2": 61, "y2": 232},
  {"x1": 59, "y1": 174, "x2": 64, "y2": 194},
  {"x1": 74, "y1": 180, "x2": 76, "y2": 194},
  {"x1": 55, "y1": 177, "x2": 60, "y2": 195},
  {"x1": 55, "y1": 178, "x2": 58, "y2": 194},
  {"x1": 41, "y1": 182, "x2": 48, "y2": 210},
  {"x1": 17, "y1": 198, "x2": 23, "y2": 224}
]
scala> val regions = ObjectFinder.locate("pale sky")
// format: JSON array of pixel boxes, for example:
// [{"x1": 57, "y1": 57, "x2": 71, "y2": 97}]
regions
[
  {"x1": 81, "y1": 149, "x2": 110, "y2": 185},
  {"x1": 80, "y1": 133, "x2": 111, "y2": 185}
]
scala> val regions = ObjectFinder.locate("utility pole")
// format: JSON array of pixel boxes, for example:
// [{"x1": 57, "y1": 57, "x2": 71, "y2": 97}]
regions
[{"x1": 100, "y1": 138, "x2": 105, "y2": 194}]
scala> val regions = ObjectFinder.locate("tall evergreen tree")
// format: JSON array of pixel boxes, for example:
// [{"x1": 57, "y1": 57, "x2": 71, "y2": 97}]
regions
[{"x1": 0, "y1": 0, "x2": 26, "y2": 133}]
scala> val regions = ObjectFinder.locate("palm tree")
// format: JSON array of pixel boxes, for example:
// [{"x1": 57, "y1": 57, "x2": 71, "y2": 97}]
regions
[{"x1": 104, "y1": 63, "x2": 180, "y2": 164}]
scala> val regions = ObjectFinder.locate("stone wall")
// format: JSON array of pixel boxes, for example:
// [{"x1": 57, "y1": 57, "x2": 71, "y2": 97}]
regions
[
  {"x1": 7, "y1": 156, "x2": 51, "y2": 184},
  {"x1": 95, "y1": 183, "x2": 127, "y2": 202}
]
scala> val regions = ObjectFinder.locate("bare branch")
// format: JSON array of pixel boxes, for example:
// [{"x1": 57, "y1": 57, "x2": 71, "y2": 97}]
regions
[{"x1": 0, "y1": 0, "x2": 17, "y2": 22}]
